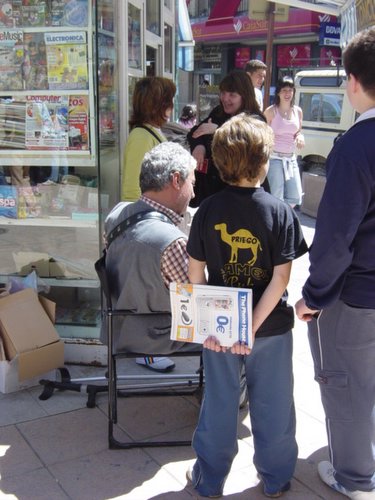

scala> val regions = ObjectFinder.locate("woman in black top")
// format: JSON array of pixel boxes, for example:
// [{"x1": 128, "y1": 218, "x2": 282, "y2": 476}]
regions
[{"x1": 188, "y1": 70, "x2": 267, "y2": 207}]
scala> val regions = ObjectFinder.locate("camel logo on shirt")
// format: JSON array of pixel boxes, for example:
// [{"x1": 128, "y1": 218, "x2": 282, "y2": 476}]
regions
[{"x1": 214, "y1": 223, "x2": 262, "y2": 266}]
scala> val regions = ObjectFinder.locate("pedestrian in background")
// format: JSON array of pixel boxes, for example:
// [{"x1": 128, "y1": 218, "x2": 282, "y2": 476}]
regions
[
  {"x1": 187, "y1": 70, "x2": 266, "y2": 207},
  {"x1": 121, "y1": 76, "x2": 175, "y2": 202},
  {"x1": 295, "y1": 26, "x2": 375, "y2": 499},
  {"x1": 178, "y1": 104, "x2": 197, "y2": 129},
  {"x1": 264, "y1": 76, "x2": 304, "y2": 207},
  {"x1": 244, "y1": 59, "x2": 267, "y2": 110}
]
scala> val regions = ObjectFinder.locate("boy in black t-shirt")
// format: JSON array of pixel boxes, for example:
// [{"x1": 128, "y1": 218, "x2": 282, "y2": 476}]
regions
[{"x1": 186, "y1": 114, "x2": 307, "y2": 498}]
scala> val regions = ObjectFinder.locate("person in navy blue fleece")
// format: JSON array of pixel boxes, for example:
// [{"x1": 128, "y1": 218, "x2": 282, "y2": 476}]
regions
[{"x1": 295, "y1": 27, "x2": 375, "y2": 500}]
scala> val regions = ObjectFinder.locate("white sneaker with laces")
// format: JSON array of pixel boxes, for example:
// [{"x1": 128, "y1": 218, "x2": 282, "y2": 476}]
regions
[
  {"x1": 135, "y1": 356, "x2": 175, "y2": 372},
  {"x1": 318, "y1": 461, "x2": 375, "y2": 499}
]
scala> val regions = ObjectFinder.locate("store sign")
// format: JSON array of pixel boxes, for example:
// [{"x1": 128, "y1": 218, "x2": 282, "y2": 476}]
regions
[
  {"x1": 320, "y1": 47, "x2": 341, "y2": 66},
  {"x1": 356, "y1": 0, "x2": 375, "y2": 31},
  {"x1": 248, "y1": 0, "x2": 289, "y2": 22},
  {"x1": 277, "y1": 44, "x2": 311, "y2": 67},
  {"x1": 319, "y1": 22, "x2": 341, "y2": 46},
  {"x1": 234, "y1": 47, "x2": 250, "y2": 68}
]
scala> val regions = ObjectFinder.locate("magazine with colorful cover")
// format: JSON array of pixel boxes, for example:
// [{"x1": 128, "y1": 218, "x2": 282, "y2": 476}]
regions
[
  {"x1": 21, "y1": 1, "x2": 47, "y2": 27},
  {"x1": 50, "y1": 0, "x2": 88, "y2": 27},
  {"x1": 0, "y1": 1, "x2": 14, "y2": 27},
  {"x1": 68, "y1": 95, "x2": 89, "y2": 150},
  {"x1": 0, "y1": 29, "x2": 23, "y2": 90},
  {"x1": 23, "y1": 32, "x2": 48, "y2": 90},
  {"x1": 170, "y1": 282, "x2": 253, "y2": 348},
  {"x1": 45, "y1": 31, "x2": 88, "y2": 90},
  {"x1": 25, "y1": 95, "x2": 69, "y2": 150}
]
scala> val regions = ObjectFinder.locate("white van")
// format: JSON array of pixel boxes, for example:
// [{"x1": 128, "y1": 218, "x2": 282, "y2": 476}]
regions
[
  {"x1": 295, "y1": 69, "x2": 356, "y2": 170},
  {"x1": 294, "y1": 69, "x2": 357, "y2": 215}
]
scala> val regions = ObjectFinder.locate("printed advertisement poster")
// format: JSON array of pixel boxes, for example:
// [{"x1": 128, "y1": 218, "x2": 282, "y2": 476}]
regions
[
  {"x1": 68, "y1": 95, "x2": 89, "y2": 150},
  {"x1": 170, "y1": 283, "x2": 253, "y2": 348},
  {"x1": 25, "y1": 95, "x2": 69, "y2": 150},
  {"x1": 45, "y1": 31, "x2": 88, "y2": 90},
  {"x1": 0, "y1": 29, "x2": 23, "y2": 90}
]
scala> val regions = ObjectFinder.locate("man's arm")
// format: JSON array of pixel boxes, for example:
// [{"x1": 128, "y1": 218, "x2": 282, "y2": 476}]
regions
[{"x1": 161, "y1": 238, "x2": 189, "y2": 287}]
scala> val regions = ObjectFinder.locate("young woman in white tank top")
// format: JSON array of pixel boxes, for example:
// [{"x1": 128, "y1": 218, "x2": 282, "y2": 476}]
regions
[{"x1": 264, "y1": 76, "x2": 305, "y2": 207}]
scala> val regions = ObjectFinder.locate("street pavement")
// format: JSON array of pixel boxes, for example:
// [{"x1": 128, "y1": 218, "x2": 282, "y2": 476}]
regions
[{"x1": 0, "y1": 211, "x2": 344, "y2": 499}]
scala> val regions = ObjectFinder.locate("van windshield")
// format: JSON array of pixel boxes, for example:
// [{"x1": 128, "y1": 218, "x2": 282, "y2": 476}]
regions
[{"x1": 299, "y1": 92, "x2": 343, "y2": 123}]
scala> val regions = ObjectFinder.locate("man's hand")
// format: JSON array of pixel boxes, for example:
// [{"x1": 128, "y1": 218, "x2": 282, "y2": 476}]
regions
[{"x1": 295, "y1": 298, "x2": 320, "y2": 321}]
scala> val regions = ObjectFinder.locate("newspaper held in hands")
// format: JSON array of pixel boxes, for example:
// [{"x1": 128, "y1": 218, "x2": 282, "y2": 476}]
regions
[{"x1": 170, "y1": 283, "x2": 253, "y2": 348}]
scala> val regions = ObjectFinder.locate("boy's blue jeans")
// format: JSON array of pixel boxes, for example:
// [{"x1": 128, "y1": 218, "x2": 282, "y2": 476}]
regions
[{"x1": 191, "y1": 332, "x2": 297, "y2": 497}]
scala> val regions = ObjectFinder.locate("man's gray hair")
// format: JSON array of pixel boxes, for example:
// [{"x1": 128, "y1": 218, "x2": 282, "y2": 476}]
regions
[{"x1": 140, "y1": 142, "x2": 196, "y2": 192}]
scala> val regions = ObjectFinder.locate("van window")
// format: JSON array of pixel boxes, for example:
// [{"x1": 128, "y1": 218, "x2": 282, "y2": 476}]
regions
[
  {"x1": 298, "y1": 76, "x2": 345, "y2": 87},
  {"x1": 299, "y1": 92, "x2": 343, "y2": 123}
]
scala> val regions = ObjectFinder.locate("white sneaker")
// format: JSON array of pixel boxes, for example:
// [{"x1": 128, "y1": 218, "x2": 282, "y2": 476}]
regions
[
  {"x1": 318, "y1": 461, "x2": 375, "y2": 499},
  {"x1": 135, "y1": 356, "x2": 175, "y2": 372}
]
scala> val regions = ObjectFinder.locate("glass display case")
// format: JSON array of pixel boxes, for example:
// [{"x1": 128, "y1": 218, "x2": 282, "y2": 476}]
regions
[{"x1": 0, "y1": 0, "x2": 119, "y2": 341}]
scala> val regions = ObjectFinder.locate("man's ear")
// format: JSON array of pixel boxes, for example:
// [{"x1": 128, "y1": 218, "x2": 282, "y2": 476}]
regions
[{"x1": 171, "y1": 171, "x2": 181, "y2": 189}]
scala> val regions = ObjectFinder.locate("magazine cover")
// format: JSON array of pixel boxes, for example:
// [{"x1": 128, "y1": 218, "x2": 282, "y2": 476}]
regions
[
  {"x1": 45, "y1": 31, "x2": 88, "y2": 90},
  {"x1": 68, "y1": 95, "x2": 89, "y2": 150},
  {"x1": 0, "y1": 2, "x2": 14, "y2": 27},
  {"x1": 21, "y1": 1, "x2": 47, "y2": 27},
  {"x1": 25, "y1": 94, "x2": 69, "y2": 150},
  {"x1": 0, "y1": 29, "x2": 23, "y2": 90},
  {"x1": 23, "y1": 32, "x2": 48, "y2": 90},
  {"x1": 170, "y1": 282, "x2": 253, "y2": 348},
  {"x1": 50, "y1": 0, "x2": 88, "y2": 27}
]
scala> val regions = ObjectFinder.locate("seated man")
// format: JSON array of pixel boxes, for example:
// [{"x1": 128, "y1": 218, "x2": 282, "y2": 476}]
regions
[{"x1": 102, "y1": 142, "x2": 201, "y2": 368}]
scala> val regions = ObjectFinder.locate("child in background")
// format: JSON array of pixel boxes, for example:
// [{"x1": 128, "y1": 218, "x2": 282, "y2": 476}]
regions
[
  {"x1": 178, "y1": 104, "x2": 197, "y2": 129},
  {"x1": 186, "y1": 114, "x2": 308, "y2": 498}
]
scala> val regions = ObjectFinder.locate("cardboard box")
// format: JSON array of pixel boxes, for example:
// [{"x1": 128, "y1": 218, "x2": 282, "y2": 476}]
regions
[
  {"x1": 13, "y1": 251, "x2": 51, "y2": 277},
  {"x1": 0, "y1": 288, "x2": 64, "y2": 391},
  {"x1": 301, "y1": 172, "x2": 326, "y2": 218}
]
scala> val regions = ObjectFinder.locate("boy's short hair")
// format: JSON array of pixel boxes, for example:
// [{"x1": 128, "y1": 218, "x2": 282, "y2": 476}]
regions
[
  {"x1": 343, "y1": 27, "x2": 375, "y2": 99},
  {"x1": 212, "y1": 114, "x2": 274, "y2": 184},
  {"x1": 244, "y1": 59, "x2": 267, "y2": 74}
]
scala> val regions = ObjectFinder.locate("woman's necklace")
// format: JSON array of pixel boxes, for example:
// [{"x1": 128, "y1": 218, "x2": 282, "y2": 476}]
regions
[{"x1": 281, "y1": 108, "x2": 290, "y2": 119}]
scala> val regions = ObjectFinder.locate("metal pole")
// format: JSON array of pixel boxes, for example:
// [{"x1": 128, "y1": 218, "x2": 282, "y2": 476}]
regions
[{"x1": 263, "y1": 2, "x2": 275, "y2": 109}]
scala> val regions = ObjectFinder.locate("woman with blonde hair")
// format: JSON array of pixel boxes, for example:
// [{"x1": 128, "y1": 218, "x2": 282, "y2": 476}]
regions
[{"x1": 121, "y1": 76, "x2": 176, "y2": 201}]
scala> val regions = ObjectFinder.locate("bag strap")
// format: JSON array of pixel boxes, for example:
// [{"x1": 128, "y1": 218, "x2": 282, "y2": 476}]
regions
[
  {"x1": 106, "y1": 210, "x2": 173, "y2": 248},
  {"x1": 134, "y1": 125, "x2": 163, "y2": 143}
]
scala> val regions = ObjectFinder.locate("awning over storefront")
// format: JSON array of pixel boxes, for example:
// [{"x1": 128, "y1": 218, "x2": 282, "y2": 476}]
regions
[{"x1": 178, "y1": 0, "x2": 195, "y2": 71}]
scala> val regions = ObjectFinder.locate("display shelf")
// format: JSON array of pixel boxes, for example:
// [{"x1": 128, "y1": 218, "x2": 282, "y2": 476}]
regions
[
  {"x1": 0, "y1": 216, "x2": 98, "y2": 228},
  {"x1": 0, "y1": 275, "x2": 99, "y2": 288}
]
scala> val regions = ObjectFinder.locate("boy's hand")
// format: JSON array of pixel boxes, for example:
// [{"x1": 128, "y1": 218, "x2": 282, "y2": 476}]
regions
[
  {"x1": 203, "y1": 336, "x2": 227, "y2": 352},
  {"x1": 231, "y1": 341, "x2": 251, "y2": 356},
  {"x1": 295, "y1": 298, "x2": 320, "y2": 321}
]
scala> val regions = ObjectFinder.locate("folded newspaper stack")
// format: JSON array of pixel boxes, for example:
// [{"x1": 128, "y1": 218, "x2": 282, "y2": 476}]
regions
[{"x1": 170, "y1": 283, "x2": 252, "y2": 348}]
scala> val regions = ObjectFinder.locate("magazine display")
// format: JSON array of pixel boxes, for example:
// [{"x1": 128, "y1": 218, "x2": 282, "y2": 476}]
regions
[
  {"x1": 25, "y1": 95, "x2": 69, "y2": 149},
  {"x1": 68, "y1": 95, "x2": 89, "y2": 150},
  {"x1": 45, "y1": 31, "x2": 88, "y2": 90},
  {"x1": 170, "y1": 282, "x2": 253, "y2": 348},
  {"x1": 0, "y1": 29, "x2": 23, "y2": 90},
  {"x1": 23, "y1": 32, "x2": 48, "y2": 90}
]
